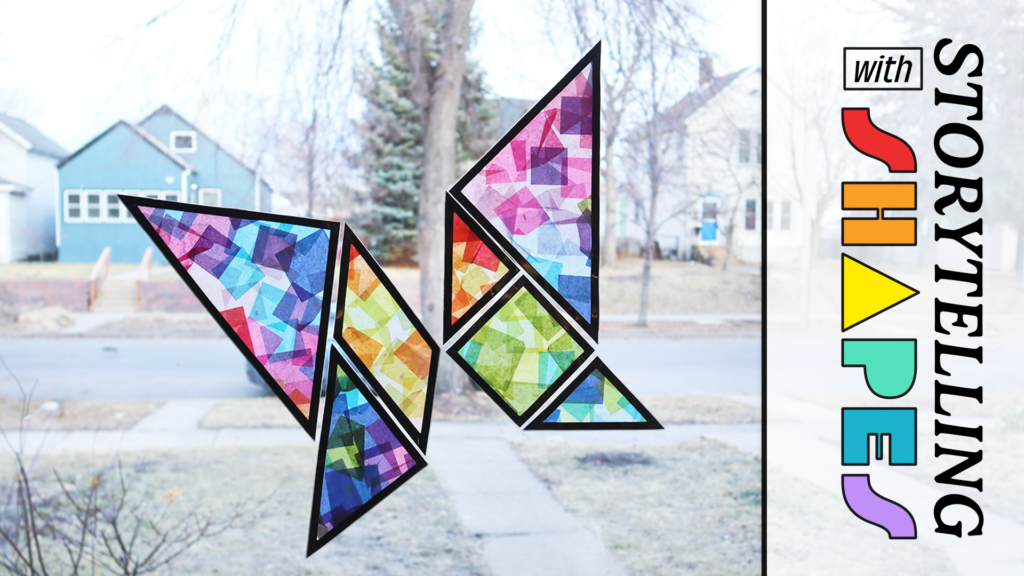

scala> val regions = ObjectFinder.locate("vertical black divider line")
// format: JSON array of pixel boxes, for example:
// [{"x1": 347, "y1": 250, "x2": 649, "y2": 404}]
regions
[{"x1": 759, "y1": 0, "x2": 768, "y2": 572}]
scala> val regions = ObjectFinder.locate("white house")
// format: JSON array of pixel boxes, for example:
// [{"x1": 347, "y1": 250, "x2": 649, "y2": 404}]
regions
[
  {"x1": 617, "y1": 60, "x2": 763, "y2": 264},
  {"x1": 0, "y1": 113, "x2": 68, "y2": 262}
]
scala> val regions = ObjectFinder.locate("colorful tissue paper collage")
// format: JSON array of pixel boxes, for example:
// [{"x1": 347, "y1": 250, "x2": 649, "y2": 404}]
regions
[{"x1": 123, "y1": 43, "x2": 659, "y2": 557}]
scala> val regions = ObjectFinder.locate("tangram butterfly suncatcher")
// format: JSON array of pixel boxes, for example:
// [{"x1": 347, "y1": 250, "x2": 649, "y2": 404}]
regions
[{"x1": 122, "y1": 42, "x2": 660, "y2": 557}]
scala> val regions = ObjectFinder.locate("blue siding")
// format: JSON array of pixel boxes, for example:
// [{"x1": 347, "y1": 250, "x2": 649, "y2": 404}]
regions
[
  {"x1": 58, "y1": 122, "x2": 188, "y2": 263},
  {"x1": 140, "y1": 111, "x2": 267, "y2": 209},
  {"x1": 57, "y1": 108, "x2": 273, "y2": 264}
]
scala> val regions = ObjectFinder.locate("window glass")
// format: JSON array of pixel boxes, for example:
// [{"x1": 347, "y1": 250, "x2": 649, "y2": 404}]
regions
[
  {"x1": 87, "y1": 194, "x2": 101, "y2": 219},
  {"x1": 107, "y1": 193, "x2": 120, "y2": 219},
  {"x1": 745, "y1": 199, "x2": 756, "y2": 230},
  {"x1": 781, "y1": 200, "x2": 792, "y2": 231},
  {"x1": 738, "y1": 130, "x2": 750, "y2": 163},
  {"x1": 67, "y1": 193, "x2": 81, "y2": 219}
]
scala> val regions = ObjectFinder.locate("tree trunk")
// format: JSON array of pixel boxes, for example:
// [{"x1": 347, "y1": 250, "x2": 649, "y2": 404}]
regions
[
  {"x1": 637, "y1": 191, "x2": 659, "y2": 327},
  {"x1": 1017, "y1": 217, "x2": 1024, "y2": 283},
  {"x1": 602, "y1": 140, "x2": 618, "y2": 268},
  {"x1": 797, "y1": 216, "x2": 817, "y2": 328},
  {"x1": 418, "y1": 0, "x2": 474, "y2": 394}
]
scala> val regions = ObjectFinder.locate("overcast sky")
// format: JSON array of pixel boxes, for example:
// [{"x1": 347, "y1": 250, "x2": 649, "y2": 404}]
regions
[{"x1": 0, "y1": 0, "x2": 760, "y2": 155}]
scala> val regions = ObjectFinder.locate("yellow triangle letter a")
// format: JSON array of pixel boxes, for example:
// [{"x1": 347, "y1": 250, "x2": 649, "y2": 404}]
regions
[{"x1": 842, "y1": 254, "x2": 919, "y2": 331}]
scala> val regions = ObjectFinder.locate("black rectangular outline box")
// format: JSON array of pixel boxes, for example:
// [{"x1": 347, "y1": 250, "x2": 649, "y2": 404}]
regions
[{"x1": 843, "y1": 47, "x2": 923, "y2": 91}]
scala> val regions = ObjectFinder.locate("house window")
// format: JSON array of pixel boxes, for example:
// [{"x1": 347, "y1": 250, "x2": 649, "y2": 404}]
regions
[
  {"x1": 65, "y1": 191, "x2": 82, "y2": 221},
  {"x1": 170, "y1": 131, "x2": 197, "y2": 153},
  {"x1": 120, "y1": 191, "x2": 139, "y2": 222},
  {"x1": 756, "y1": 132, "x2": 762, "y2": 164},
  {"x1": 765, "y1": 200, "x2": 773, "y2": 231},
  {"x1": 198, "y1": 188, "x2": 222, "y2": 207},
  {"x1": 745, "y1": 199, "x2": 756, "y2": 230},
  {"x1": 781, "y1": 200, "x2": 792, "y2": 231},
  {"x1": 164, "y1": 193, "x2": 179, "y2": 202},
  {"x1": 702, "y1": 201, "x2": 718, "y2": 221},
  {"x1": 738, "y1": 130, "x2": 751, "y2": 163},
  {"x1": 86, "y1": 192, "x2": 102, "y2": 220},
  {"x1": 106, "y1": 193, "x2": 121, "y2": 220}
]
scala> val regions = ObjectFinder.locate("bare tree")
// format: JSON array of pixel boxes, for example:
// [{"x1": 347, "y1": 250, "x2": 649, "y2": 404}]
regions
[
  {"x1": 547, "y1": 0, "x2": 701, "y2": 269},
  {"x1": 0, "y1": 358, "x2": 263, "y2": 575},
  {"x1": 681, "y1": 70, "x2": 762, "y2": 272},
  {"x1": 258, "y1": 0, "x2": 356, "y2": 219},
  {"x1": 385, "y1": 0, "x2": 475, "y2": 393},
  {"x1": 768, "y1": 70, "x2": 849, "y2": 326}
]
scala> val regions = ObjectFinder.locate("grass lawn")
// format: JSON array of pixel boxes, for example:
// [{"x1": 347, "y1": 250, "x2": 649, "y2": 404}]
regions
[
  {"x1": 517, "y1": 439, "x2": 761, "y2": 576},
  {"x1": 0, "y1": 445, "x2": 490, "y2": 575}
]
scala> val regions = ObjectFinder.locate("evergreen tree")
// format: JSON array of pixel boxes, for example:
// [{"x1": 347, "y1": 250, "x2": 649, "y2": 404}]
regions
[{"x1": 356, "y1": 12, "x2": 496, "y2": 265}]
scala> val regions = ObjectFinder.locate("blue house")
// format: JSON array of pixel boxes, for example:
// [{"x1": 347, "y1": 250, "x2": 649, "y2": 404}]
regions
[{"x1": 57, "y1": 105, "x2": 272, "y2": 263}]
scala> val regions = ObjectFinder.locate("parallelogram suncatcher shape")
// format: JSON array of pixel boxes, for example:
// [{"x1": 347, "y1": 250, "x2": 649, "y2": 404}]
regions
[
  {"x1": 450, "y1": 43, "x2": 601, "y2": 342},
  {"x1": 307, "y1": 346, "x2": 427, "y2": 556},
  {"x1": 525, "y1": 358, "x2": 662, "y2": 430},
  {"x1": 444, "y1": 193, "x2": 518, "y2": 342},
  {"x1": 335, "y1": 226, "x2": 439, "y2": 453},
  {"x1": 121, "y1": 195, "x2": 338, "y2": 438}
]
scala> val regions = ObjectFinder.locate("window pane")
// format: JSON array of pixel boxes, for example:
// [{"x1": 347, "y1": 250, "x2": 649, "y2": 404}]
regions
[
  {"x1": 766, "y1": 200, "x2": 773, "y2": 231},
  {"x1": 69, "y1": 208, "x2": 81, "y2": 218},
  {"x1": 107, "y1": 194, "x2": 120, "y2": 218},
  {"x1": 703, "y1": 201, "x2": 718, "y2": 220},
  {"x1": 745, "y1": 199, "x2": 756, "y2": 230},
  {"x1": 165, "y1": 194, "x2": 178, "y2": 202},
  {"x1": 738, "y1": 130, "x2": 750, "y2": 163},
  {"x1": 87, "y1": 194, "x2": 100, "y2": 204},
  {"x1": 68, "y1": 194, "x2": 80, "y2": 205},
  {"x1": 756, "y1": 132, "x2": 762, "y2": 164},
  {"x1": 174, "y1": 135, "x2": 193, "y2": 149},
  {"x1": 781, "y1": 200, "x2": 792, "y2": 231}
]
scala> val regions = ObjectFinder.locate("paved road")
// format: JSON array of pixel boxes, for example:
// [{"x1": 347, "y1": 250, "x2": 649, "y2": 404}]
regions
[{"x1": 0, "y1": 337, "x2": 760, "y2": 400}]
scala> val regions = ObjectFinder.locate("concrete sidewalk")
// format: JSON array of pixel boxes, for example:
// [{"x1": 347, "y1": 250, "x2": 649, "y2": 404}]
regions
[{"x1": 2, "y1": 400, "x2": 761, "y2": 576}]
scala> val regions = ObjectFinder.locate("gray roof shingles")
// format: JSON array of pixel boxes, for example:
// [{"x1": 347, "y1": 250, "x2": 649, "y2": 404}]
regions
[{"x1": 0, "y1": 112, "x2": 69, "y2": 160}]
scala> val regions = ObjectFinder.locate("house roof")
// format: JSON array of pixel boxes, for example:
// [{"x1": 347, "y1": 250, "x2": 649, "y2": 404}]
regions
[
  {"x1": 0, "y1": 112, "x2": 69, "y2": 160},
  {"x1": 0, "y1": 176, "x2": 32, "y2": 194},
  {"x1": 140, "y1": 105, "x2": 273, "y2": 191},
  {"x1": 666, "y1": 67, "x2": 756, "y2": 123},
  {"x1": 58, "y1": 120, "x2": 196, "y2": 172}
]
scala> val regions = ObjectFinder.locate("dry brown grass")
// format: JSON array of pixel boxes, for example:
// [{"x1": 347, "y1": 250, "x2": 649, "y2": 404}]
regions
[
  {"x1": 0, "y1": 263, "x2": 134, "y2": 280},
  {"x1": 0, "y1": 397, "x2": 163, "y2": 430},
  {"x1": 0, "y1": 446, "x2": 489, "y2": 575},
  {"x1": 517, "y1": 439, "x2": 761, "y2": 576},
  {"x1": 601, "y1": 258, "x2": 761, "y2": 315},
  {"x1": 644, "y1": 395, "x2": 761, "y2": 425}
]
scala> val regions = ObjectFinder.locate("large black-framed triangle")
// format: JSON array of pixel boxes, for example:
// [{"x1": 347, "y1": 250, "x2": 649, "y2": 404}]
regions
[
  {"x1": 121, "y1": 194, "x2": 338, "y2": 439},
  {"x1": 307, "y1": 345, "x2": 427, "y2": 556},
  {"x1": 334, "y1": 225, "x2": 439, "y2": 453},
  {"x1": 449, "y1": 43, "x2": 601, "y2": 343},
  {"x1": 447, "y1": 276, "x2": 595, "y2": 427},
  {"x1": 525, "y1": 357, "x2": 662, "y2": 430},
  {"x1": 443, "y1": 193, "x2": 519, "y2": 343}
]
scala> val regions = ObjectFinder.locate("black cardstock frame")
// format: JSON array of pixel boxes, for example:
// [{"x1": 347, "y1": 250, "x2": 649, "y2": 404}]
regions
[
  {"x1": 306, "y1": 346, "x2": 428, "y2": 556},
  {"x1": 443, "y1": 193, "x2": 520, "y2": 343},
  {"x1": 121, "y1": 194, "x2": 339, "y2": 439},
  {"x1": 449, "y1": 43, "x2": 602, "y2": 342},
  {"x1": 447, "y1": 276, "x2": 595, "y2": 427},
  {"x1": 524, "y1": 357, "x2": 663, "y2": 430},
  {"x1": 333, "y1": 225, "x2": 440, "y2": 453}
]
